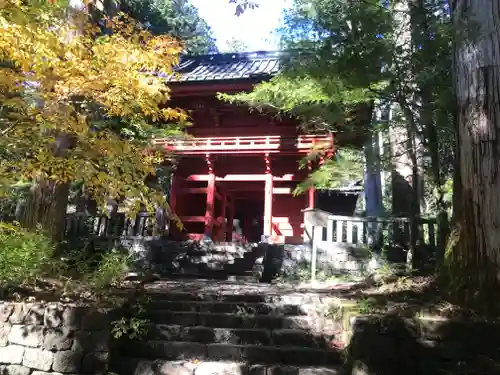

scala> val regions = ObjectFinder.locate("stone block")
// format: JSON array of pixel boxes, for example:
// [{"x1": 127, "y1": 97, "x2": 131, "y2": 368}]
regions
[
  {"x1": 162, "y1": 342, "x2": 207, "y2": 360},
  {"x1": 155, "y1": 361, "x2": 198, "y2": 375},
  {"x1": 8, "y1": 325, "x2": 43, "y2": 347},
  {"x1": 72, "y1": 330, "x2": 109, "y2": 352},
  {"x1": 61, "y1": 306, "x2": 84, "y2": 330},
  {"x1": 52, "y1": 350, "x2": 83, "y2": 373},
  {"x1": 268, "y1": 366, "x2": 342, "y2": 375},
  {"x1": 129, "y1": 360, "x2": 154, "y2": 375},
  {"x1": 81, "y1": 351, "x2": 109, "y2": 373},
  {"x1": 1, "y1": 365, "x2": 31, "y2": 375},
  {"x1": 8, "y1": 305, "x2": 28, "y2": 325},
  {"x1": 1, "y1": 345, "x2": 25, "y2": 364},
  {"x1": 0, "y1": 305, "x2": 14, "y2": 323},
  {"x1": 206, "y1": 344, "x2": 243, "y2": 361},
  {"x1": 273, "y1": 329, "x2": 321, "y2": 348},
  {"x1": 43, "y1": 328, "x2": 74, "y2": 351},
  {"x1": 195, "y1": 362, "x2": 244, "y2": 375},
  {"x1": 240, "y1": 364, "x2": 267, "y2": 375},
  {"x1": 44, "y1": 305, "x2": 65, "y2": 328},
  {"x1": 0, "y1": 323, "x2": 11, "y2": 346},
  {"x1": 24, "y1": 304, "x2": 45, "y2": 326},
  {"x1": 32, "y1": 372, "x2": 65, "y2": 375},
  {"x1": 80, "y1": 310, "x2": 111, "y2": 331},
  {"x1": 22, "y1": 348, "x2": 54, "y2": 371}
]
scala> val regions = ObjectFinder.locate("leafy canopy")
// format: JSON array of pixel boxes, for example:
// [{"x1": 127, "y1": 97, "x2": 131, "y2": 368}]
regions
[
  {"x1": 0, "y1": 0, "x2": 188, "y2": 212},
  {"x1": 119, "y1": 0, "x2": 218, "y2": 55}
]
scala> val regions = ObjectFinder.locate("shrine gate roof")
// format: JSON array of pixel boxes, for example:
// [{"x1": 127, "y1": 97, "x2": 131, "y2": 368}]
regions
[{"x1": 166, "y1": 51, "x2": 282, "y2": 83}]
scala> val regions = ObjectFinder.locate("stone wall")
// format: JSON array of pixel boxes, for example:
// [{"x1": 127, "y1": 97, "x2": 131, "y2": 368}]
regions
[
  {"x1": 344, "y1": 314, "x2": 500, "y2": 375},
  {"x1": 0, "y1": 302, "x2": 114, "y2": 375},
  {"x1": 274, "y1": 244, "x2": 383, "y2": 279}
]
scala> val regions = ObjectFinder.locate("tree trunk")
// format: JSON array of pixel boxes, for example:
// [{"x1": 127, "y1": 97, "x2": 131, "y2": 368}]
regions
[
  {"x1": 445, "y1": 0, "x2": 500, "y2": 313},
  {"x1": 21, "y1": 178, "x2": 70, "y2": 242}
]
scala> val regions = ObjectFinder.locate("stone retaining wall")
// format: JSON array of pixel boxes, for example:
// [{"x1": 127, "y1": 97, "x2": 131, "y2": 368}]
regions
[
  {"x1": 344, "y1": 314, "x2": 500, "y2": 375},
  {"x1": 0, "y1": 302, "x2": 115, "y2": 375}
]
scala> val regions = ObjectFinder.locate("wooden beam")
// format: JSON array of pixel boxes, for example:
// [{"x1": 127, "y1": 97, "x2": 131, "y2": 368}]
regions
[
  {"x1": 179, "y1": 216, "x2": 205, "y2": 222},
  {"x1": 180, "y1": 215, "x2": 222, "y2": 228},
  {"x1": 224, "y1": 186, "x2": 293, "y2": 194},
  {"x1": 178, "y1": 187, "x2": 222, "y2": 200},
  {"x1": 186, "y1": 174, "x2": 296, "y2": 182}
]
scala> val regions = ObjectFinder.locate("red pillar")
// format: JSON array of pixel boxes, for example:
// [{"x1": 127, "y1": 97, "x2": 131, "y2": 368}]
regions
[
  {"x1": 204, "y1": 155, "x2": 216, "y2": 238},
  {"x1": 169, "y1": 173, "x2": 181, "y2": 239},
  {"x1": 169, "y1": 173, "x2": 179, "y2": 214},
  {"x1": 307, "y1": 160, "x2": 316, "y2": 209},
  {"x1": 227, "y1": 197, "x2": 235, "y2": 241},
  {"x1": 263, "y1": 154, "x2": 273, "y2": 238},
  {"x1": 308, "y1": 187, "x2": 316, "y2": 209}
]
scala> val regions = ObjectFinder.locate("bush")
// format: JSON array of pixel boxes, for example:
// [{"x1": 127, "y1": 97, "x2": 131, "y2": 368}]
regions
[
  {"x1": 0, "y1": 222, "x2": 55, "y2": 288},
  {"x1": 90, "y1": 250, "x2": 131, "y2": 290}
]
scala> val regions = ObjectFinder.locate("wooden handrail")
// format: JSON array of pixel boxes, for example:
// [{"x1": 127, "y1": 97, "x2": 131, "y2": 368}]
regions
[{"x1": 153, "y1": 134, "x2": 333, "y2": 154}]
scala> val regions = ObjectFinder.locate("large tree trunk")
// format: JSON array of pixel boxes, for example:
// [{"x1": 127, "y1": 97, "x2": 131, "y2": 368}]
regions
[
  {"x1": 21, "y1": 133, "x2": 74, "y2": 241},
  {"x1": 21, "y1": 179, "x2": 70, "y2": 242},
  {"x1": 445, "y1": 0, "x2": 500, "y2": 312}
]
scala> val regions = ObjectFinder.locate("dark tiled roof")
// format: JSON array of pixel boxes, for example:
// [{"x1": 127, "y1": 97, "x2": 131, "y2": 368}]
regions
[{"x1": 167, "y1": 51, "x2": 282, "y2": 83}]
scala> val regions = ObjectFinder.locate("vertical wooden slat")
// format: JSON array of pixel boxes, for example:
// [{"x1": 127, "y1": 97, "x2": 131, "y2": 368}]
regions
[
  {"x1": 356, "y1": 222, "x2": 364, "y2": 244},
  {"x1": 327, "y1": 218, "x2": 334, "y2": 244},
  {"x1": 336, "y1": 220, "x2": 343, "y2": 243},
  {"x1": 311, "y1": 225, "x2": 321, "y2": 282},
  {"x1": 346, "y1": 221, "x2": 353, "y2": 243}
]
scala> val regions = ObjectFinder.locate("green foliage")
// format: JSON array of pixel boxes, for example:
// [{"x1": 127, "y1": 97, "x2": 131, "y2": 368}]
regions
[
  {"x1": 219, "y1": 74, "x2": 373, "y2": 131},
  {"x1": 294, "y1": 148, "x2": 364, "y2": 193},
  {"x1": 111, "y1": 316, "x2": 150, "y2": 340},
  {"x1": 223, "y1": 0, "x2": 454, "y2": 225},
  {"x1": 0, "y1": 2, "x2": 189, "y2": 234},
  {"x1": 0, "y1": 222, "x2": 55, "y2": 288},
  {"x1": 55, "y1": 244, "x2": 131, "y2": 291},
  {"x1": 120, "y1": 0, "x2": 217, "y2": 54},
  {"x1": 90, "y1": 250, "x2": 131, "y2": 290},
  {"x1": 111, "y1": 300, "x2": 150, "y2": 340}
]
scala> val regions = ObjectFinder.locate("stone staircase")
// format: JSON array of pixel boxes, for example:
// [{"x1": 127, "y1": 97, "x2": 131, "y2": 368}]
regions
[
  {"x1": 147, "y1": 241, "x2": 266, "y2": 281},
  {"x1": 111, "y1": 280, "x2": 344, "y2": 375}
]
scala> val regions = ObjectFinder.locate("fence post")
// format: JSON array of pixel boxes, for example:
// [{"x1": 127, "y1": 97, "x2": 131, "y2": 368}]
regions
[{"x1": 311, "y1": 225, "x2": 320, "y2": 283}]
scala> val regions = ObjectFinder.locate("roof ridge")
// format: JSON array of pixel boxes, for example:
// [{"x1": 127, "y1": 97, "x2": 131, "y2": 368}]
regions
[{"x1": 181, "y1": 50, "x2": 285, "y2": 61}]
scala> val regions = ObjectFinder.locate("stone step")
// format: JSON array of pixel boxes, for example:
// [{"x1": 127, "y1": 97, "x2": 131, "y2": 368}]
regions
[
  {"x1": 112, "y1": 359, "x2": 342, "y2": 375},
  {"x1": 146, "y1": 311, "x2": 316, "y2": 330},
  {"x1": 147, "y1": 325, "x2": 336, "y2": 349},
  {"x1": 162, "y1": 273, "x2": 259, "y2": 282},
  {"x1": 143, "y1": 301, "x2": 306, "y2": 316},
  {"x1": 144, "y1": 290, "x2": 327, "y2": 305},
  {"x1": 118, "y1": 341, "x2": 343, "y2": 366}
]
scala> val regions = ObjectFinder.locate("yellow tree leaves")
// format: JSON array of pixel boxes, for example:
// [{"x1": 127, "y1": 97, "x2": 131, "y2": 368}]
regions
[{"x1": 0, "y1": 0, "x2": 187, "y2": 213}]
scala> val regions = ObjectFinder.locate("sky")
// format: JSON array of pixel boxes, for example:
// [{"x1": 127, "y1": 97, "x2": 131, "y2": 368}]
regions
[{"x1": 190, "y1": 0, "x2": 291, "y2": 52}]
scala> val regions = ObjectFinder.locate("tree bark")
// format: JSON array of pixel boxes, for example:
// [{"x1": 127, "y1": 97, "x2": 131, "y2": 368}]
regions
[
  {"x1": 446, "y1": 0, "x2": 500, "y2": 313},
  {"x1": 21, "y1": 178, "x2": 70, "y2": 242}
]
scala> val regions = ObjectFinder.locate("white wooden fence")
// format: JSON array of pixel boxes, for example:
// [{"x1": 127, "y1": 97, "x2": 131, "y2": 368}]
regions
[{"x1": 303, "y1": 208, "x2": 438, "y2": 280}]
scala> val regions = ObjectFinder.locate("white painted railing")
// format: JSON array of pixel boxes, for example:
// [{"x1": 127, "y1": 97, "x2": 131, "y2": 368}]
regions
[{"x1": 303, "y1": 208, "x2": 438, "y2": 281}]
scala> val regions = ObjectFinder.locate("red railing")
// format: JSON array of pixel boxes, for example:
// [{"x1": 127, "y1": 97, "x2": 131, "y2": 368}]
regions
[{"x1": 153, "y1": 134, "x2": 333, "y2": 155}]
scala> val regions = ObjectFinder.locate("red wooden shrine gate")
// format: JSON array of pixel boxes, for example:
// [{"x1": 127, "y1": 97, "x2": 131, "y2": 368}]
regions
[{"x1": 154, "y1": 52, "x2": 335, "y2": 244}]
